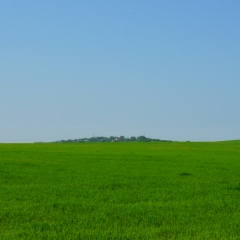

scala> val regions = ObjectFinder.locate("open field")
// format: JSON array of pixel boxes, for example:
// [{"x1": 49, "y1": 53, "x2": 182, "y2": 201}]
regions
[{"x1": 1, "y1": 141, "x2": 240, "y2": 239}]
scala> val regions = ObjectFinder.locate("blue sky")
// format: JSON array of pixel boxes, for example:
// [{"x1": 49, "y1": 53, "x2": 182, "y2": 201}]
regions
[{"x1": 1, "y1": 1, "x2": 240, "y2": 142}]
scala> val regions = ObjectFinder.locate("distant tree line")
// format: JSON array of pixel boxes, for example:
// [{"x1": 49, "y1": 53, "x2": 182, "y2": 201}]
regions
[{"x1": 53, "y1": 136, "x2": 173, "y2": 143}]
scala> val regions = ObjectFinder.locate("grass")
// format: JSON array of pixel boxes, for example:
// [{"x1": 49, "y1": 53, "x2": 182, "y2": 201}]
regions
[{"x1": 0, "y1": 141, "x2": 240, "y2": 239}]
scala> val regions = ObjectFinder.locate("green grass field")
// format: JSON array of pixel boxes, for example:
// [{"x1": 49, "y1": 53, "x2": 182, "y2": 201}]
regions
[{"x1": 1, "y1": 141, "x2": 240, "y2": 239}]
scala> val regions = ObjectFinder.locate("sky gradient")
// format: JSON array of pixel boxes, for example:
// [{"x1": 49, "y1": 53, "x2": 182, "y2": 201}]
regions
[{"x1": 1, "y1": 1, "x2": 240, "y2": 142}]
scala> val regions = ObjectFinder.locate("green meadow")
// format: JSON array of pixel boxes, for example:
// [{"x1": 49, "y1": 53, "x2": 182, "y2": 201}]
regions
[{"x1": 1, "y1": 141, "x2": 240, "y2": 239}]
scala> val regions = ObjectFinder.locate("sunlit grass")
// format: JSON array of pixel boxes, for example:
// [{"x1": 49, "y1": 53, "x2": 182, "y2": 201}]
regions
[{"x1": 1, "y1": 141, "x2": 240, "y2": 239}]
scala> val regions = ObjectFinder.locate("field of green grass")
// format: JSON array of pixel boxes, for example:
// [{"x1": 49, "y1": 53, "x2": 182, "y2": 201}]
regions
[{"x1": 1, "y1": 141, "x2": 240, "y2": 239}]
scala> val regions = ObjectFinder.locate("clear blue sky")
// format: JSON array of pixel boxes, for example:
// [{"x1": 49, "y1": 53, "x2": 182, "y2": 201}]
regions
[{"x1": 1, "y1": 1, "x2": 240, "y2": 142}]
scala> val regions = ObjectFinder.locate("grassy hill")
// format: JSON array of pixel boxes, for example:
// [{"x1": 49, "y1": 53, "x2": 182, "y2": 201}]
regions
[{"x1": 1, "y1": 141, "x2": 240, "y2": 239}]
